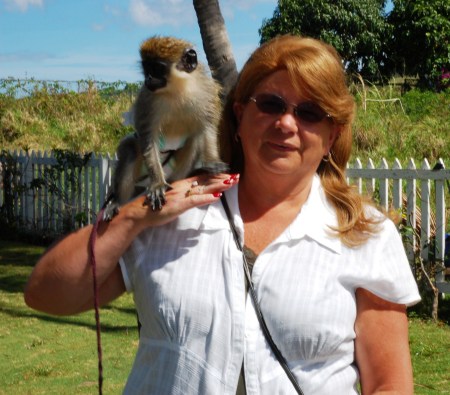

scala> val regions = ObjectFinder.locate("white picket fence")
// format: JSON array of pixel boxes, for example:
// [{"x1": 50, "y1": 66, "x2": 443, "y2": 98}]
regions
[
  {"x1": 0, "y1": 150, "x2": 115, "y2": 232},
  {"x1": 1, "y1": 150, "x2": 449, "y2": 291}
]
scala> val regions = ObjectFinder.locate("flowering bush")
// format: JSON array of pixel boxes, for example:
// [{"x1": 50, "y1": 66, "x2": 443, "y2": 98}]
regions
[{"x1": 440, "y1": 68, "x2": 450, "y2": 90}]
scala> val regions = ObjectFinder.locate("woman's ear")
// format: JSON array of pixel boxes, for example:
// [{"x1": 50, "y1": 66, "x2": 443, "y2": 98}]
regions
[{"x1": 327, "y1": 124, "x2": 342, "y2": 152}]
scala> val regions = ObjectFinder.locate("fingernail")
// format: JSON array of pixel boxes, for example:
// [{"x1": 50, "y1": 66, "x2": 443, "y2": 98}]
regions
[
  {"x1": 223, "y1": 179, "x2": 231, "y2": 185},
  {"x1": 230, "y1": 173, "x2": 240, "y2": 180},
  {"x1": 213, "y1": 192, "x2": 222, "y2": 197}
]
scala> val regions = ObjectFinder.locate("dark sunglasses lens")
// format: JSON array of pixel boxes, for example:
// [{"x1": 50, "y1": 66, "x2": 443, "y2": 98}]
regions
[
  {"x1": 255, "y1": 94, "x2": 286, "y2": 115},
  {"x1": 295, "y1": 102, "x2": 328, "y2": 123}
]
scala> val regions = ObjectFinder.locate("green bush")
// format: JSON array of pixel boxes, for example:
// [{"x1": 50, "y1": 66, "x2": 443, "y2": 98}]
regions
[
  {"x1": 352, "y1": 85, "x2": 449, "y2": 163},
  {"x1": 0, "y1": 78, "x2": 449, "y2": 163},
  {"x1": 0, "y1": 79, "x2": 136, "y2": 153}
]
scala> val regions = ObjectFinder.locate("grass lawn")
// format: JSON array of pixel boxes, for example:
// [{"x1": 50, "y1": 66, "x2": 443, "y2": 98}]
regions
[
  {"x1": 409, "y1": 318, "x2": 450, "y2": 393},
  {"x1": 0, "y1": 239, "x2": 137, "y2": 394},
  {"x1": 1, "y1": 239, "x2": 449, "y2": 394}
]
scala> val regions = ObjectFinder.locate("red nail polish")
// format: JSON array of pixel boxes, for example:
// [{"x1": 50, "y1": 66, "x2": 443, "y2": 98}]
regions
[
  {"x1": 223, "y1": 179, "x2": 231, "y2": 185},
  {"x1": 230, "y1": 173, "x2": 240, "y2": 180},
  {"x1": 213, "y1": 192, "x2": 222, "y2": 197}
]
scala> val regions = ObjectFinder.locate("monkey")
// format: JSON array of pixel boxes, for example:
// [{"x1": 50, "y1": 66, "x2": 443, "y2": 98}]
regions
[{"x1": 102, "y1": 36, "x2": 227, "y2": 221}]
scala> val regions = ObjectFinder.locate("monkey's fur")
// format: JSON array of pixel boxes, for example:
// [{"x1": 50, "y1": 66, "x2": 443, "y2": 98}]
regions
[{"x1": 103, "y1": 36, "x2": 226, "y2": 221}]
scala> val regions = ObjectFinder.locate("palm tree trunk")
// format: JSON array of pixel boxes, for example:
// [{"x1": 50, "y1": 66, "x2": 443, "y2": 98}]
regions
[{"x1": 193, "y1": 0, "x2": 238, "y2": 100}]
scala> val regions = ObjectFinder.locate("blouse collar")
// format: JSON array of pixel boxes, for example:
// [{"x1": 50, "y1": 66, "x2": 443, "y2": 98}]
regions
[{"x1": 184, "y1": 174, "x2": 341, "y2": 254}]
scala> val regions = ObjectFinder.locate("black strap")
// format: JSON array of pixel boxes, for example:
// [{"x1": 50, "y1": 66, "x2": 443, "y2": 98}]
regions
[{"x1": 220, "y1": 195, "x2": 304, "y2": 395}]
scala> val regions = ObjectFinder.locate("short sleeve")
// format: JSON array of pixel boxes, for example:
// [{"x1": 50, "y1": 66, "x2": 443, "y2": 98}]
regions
[{"x1": 357, "y1": 218, "x2": 421, "y2": 307}]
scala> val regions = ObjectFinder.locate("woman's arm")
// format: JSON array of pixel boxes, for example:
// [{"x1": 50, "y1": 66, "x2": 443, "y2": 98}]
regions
[
  {"x1": 355, "y1": 288, "x2": 414, "y2": 395},
  {"x1": 24, "y1": 173, "x2": 236, "y2": 316}
]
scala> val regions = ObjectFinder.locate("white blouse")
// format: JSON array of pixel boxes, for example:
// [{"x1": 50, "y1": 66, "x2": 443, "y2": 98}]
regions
[{"x1": 119, "y1": 175, "x2": 420, "y2": 394}]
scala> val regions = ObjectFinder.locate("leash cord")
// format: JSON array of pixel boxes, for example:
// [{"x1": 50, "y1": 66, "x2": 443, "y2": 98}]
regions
[{"x1": 89, "y1": 208, "x2": 105, "y2": 395}]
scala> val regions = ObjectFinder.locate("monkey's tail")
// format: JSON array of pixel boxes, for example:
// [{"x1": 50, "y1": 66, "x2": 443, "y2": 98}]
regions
[{"x1": 89, "y1": 209, "x2": 105, "y2": 395}]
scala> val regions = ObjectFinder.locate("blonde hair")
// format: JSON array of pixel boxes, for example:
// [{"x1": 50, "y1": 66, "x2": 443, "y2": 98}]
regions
[{"x1": 220, "y1": 35, "x2": 381, "y2": 247}]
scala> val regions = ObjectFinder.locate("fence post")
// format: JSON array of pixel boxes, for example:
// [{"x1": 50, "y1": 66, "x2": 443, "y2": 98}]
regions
[
  {"x1": 56, "y1": 152, "x2": 63, "y2": 231},
  {"x1": 434, "y1": 158, "x2": 447, "y2": 292},
  {"x1": 98, "y1": 154, "x2": 109, "y2": 213},
  {"x1": 22, "y1": 150, "x2": 34, "y2": 227},
  {"x1": 366, "y1": 159, "x2": 375, "y2": 196},
  {"x1": 392, "y1": 158, "x2": 402, "y2": 210},
  {"x1": 91, "y1": 154, "x2": 98, "y2": 221},
  {"x1": 34, "y1": 150, "x2": 42, "y2": 230},
  {"x1": 12, "y1": 149, "x2": 19, "y2": 219},
  {"x1": 420, "y1": 159, "x2": 431, "y2": 261},
  {"x1": 38, "y1": 151, "x2": 47, "y2": 230},
  {"x1": 46, "y1": 151, "x2": 57, "y2": 231},
  {"x1": 84, "y1": 154, "x2": 91, "y2": 224},
  {"x1": 379, "y1": 158, "x2": 389, "y2": 210},
  {"x1": 406, "y1": 159, "x2": 417, "y2": 265},
  {"x1": 354, "y1": 158, "x2": 363, "y2": 193},
  {"x1": 15, "y1": 150, "x2": 22, "y2": 219}
]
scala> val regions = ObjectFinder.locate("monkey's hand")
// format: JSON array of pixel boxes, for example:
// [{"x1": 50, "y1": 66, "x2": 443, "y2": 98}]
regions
[
  {"x1": 102, "y1": 195, "x2": 121, "y2": 222},
  {"x1": 143, "y1": 182, "x2": 172, "y2": 211}
]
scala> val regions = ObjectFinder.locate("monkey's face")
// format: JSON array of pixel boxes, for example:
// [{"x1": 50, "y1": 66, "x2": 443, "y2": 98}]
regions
[
  {"x1": 141, "y1": 47, "x2": 198, "y2": 92},
  {"x1": 142, "y1": 59, "x2": 170, "y2": 92}
]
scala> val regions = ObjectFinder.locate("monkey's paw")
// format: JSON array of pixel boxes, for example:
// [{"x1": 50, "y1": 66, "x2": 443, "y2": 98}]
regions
[
  {"x1": 102, "y1": 201, "x2": 120, "y2": 222},
  {"x1": 143, "y1": 184, "x2": 171, "y2": 211}
]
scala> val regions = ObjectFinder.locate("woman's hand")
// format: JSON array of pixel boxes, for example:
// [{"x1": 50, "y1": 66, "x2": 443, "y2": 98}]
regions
[{"x1": 128, "y1": 173, "x2": 239, "y2": 233}]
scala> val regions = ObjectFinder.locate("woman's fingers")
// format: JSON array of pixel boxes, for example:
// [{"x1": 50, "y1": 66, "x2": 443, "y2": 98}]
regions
[
  {"x1": 133, "y1": 173, "x2": 240, "y2": 229},
  {"x1": 185, "y1": 173, "x2": 239, "y2": 198}
]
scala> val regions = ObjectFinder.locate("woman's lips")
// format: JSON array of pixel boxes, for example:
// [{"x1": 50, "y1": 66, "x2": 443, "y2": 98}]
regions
[{"x1": 267, "y1": 141, "x2": 297, "y2": 151}]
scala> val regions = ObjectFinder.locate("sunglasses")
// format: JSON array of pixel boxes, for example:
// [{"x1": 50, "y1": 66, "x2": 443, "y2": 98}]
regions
[{"x1": 249, "y1": 93, "x2": 332, "y2": 124}]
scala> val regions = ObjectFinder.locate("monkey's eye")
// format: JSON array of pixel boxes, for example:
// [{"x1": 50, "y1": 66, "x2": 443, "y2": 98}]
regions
[
  {"x1": 181, "y1": 49, "x2": 198, "y2": 72},
  {"x1": 185, "y1": 49, "x2": 197, "y2": 65}
]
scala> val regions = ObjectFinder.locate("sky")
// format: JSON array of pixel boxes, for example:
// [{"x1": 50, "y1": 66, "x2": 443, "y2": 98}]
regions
[{"x1": 0, "y1": 0, "x2": 279, "y2": 83}]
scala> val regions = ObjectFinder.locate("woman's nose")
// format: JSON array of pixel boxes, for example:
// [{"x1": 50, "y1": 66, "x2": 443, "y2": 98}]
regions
[{"x1": 276, "y1": 111, "x2": 298, "y2": 133}]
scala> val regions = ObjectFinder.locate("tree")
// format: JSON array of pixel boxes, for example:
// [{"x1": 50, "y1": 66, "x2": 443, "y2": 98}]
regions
[
  {"x1": 259, "y1": 0, "x2": 390, "y2": 80},
  {"x1": 387, "y1": 0, "x2": 450, "y2": 89},
  {"x1": 193, "y1": 0, "x2": 238, "y2": 99}
]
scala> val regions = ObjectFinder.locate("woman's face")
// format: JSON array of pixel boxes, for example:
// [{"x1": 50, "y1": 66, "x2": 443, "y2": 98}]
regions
[{"x1": 234, "y1": 69, "x2": 340, "y2": 181}]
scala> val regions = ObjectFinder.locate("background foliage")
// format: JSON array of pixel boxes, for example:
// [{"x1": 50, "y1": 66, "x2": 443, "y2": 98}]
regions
[
  {"x1": 260, "y1": 0, "x2": 390, "y2": 80},
  {"x1": 387, "y1": 0, "x2": 450, "y2": 88},
  {"x1": 350, "y1": 83, "x2": 449, "y2": 161},
  {"x1": 1, "y1": 78, "x2": 448, "y2": 165},
  {"x1": 0, "y1": 78, "x2": 136, "y2": 153},
  {"x1": 260, "y1": 0, "x2": 450, "y2": 88}
]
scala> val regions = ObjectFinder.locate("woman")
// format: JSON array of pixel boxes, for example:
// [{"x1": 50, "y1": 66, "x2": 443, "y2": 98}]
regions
[{"x1": 24, "y1": 35, "x2": 420, "y2": 394}]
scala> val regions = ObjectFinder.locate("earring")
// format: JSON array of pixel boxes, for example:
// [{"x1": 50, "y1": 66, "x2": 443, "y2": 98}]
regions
[
  {"x1": 322, "y1": 152, "x2": 331, "y2": 162},
  {"x1": 234, "y1": 133, "x2": 241, "y2": 143}
]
